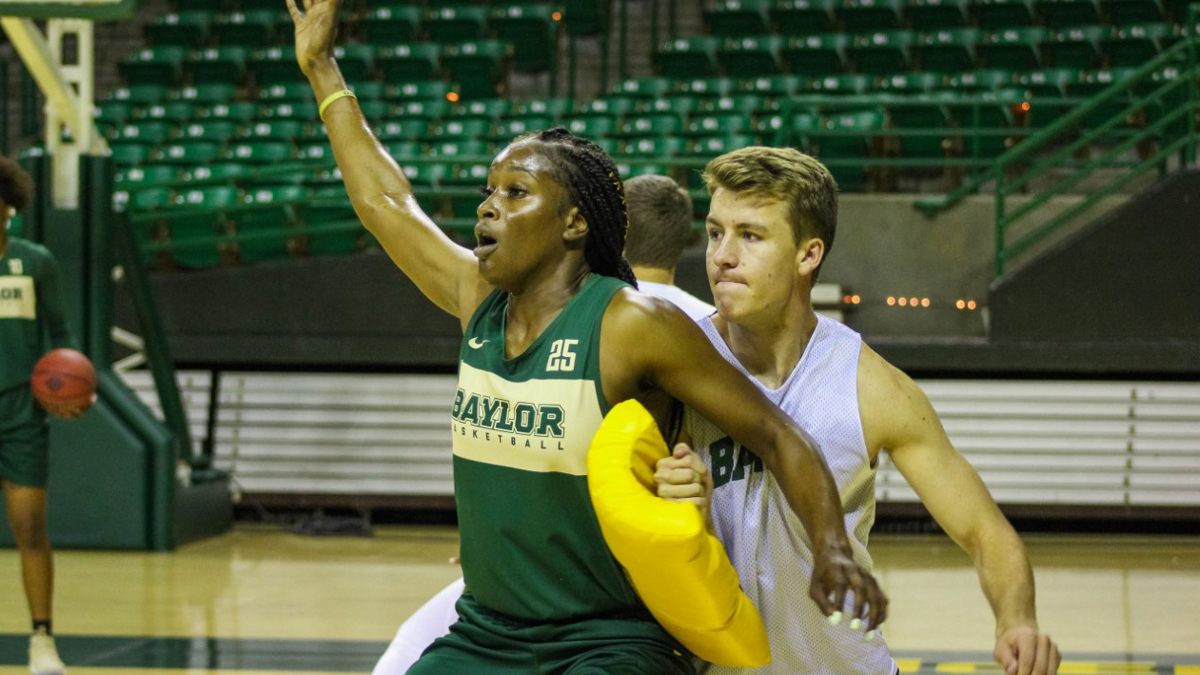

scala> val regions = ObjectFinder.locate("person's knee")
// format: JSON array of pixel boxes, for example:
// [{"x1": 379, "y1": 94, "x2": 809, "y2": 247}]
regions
[{"x1": 8, "y1": 507, "x2": 49, "y2": 551}]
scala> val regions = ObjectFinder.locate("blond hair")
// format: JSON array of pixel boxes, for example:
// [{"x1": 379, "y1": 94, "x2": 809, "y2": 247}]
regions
[{"x1": 702, "y1": 146, "x2": 838, "y2": 280}]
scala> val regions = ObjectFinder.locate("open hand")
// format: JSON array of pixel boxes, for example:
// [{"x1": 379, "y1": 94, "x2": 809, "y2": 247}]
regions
[
  {"x1": 285, "y1": 0, "x2": 340, "y2": 76},
  {"x1": 994, "y1": 624, "x2": 1061, "y2": 675}
]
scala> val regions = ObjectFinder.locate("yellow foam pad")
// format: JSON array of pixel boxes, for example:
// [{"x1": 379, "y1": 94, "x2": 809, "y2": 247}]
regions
[{"x1": 587, "y1": 400, "x2": 771, "y2": 668}]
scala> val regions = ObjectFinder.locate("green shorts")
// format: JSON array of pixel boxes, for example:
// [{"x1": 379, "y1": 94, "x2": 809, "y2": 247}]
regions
[
  {"x1": 408, "y1": 593, "x2": 695, "y2": 675},
  {"x1": 0, "y1": 384, "x2": 50, "y2": 488}
]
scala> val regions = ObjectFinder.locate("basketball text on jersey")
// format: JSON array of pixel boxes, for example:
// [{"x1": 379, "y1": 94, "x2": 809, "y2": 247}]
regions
[
  {"x1": 709, "y1": 437, "x2": 765, "y2": 489},
  {"x1": 0, "y1": 276, "x2": 36, "y2": 319},
  {"x1": 450, "y1": 362, "x2": 603, "y2": 476}
]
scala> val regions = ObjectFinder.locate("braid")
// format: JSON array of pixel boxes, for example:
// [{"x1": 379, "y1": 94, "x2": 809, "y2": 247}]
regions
[{"x1": 519, "y1": 128, "x2": 638, "y2": 288}]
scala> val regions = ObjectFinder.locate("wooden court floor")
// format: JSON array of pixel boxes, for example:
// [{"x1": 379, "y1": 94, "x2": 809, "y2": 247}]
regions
[{"x1": 1, "y1": 525, "x2": 1197, "y2": 674}]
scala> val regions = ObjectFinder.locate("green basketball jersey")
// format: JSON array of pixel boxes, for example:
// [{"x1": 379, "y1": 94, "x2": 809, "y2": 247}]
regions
[
  {"x1": 0, "y1": 237, "x2": 76, "y2": 392},
  {"x1": 452, "y1": 273, "x2": 645, "y2": 621}
]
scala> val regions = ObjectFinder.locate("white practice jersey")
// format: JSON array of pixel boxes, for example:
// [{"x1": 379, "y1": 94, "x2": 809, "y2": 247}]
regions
[
  {"x1": 638, "y1": 281, "x2": 715, "y2": 322},
  {"x1": 686, "y1": 314, "x2": 895, "y2": 675}
]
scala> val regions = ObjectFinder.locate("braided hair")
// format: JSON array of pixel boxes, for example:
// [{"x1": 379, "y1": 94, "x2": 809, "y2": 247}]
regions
[{"x1": 516, "y1": 127, "x2": 638, "y2": 288}]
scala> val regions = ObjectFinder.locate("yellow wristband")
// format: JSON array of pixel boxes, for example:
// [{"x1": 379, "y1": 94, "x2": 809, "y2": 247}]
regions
[{"x1": 318, "y1": 89, "x2": 358, "y2": 119}]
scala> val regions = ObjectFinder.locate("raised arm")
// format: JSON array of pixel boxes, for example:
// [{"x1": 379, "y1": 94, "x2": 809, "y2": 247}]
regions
[
  {"x1": 602, "y1": 291, "x2": 887, "y2": 628},
  {"x1": 287, "y1": 0, "x2": 487, "y2": 325},
  {"x1": 858, "y1": 347, "x2": 1060, "y2": 675}
]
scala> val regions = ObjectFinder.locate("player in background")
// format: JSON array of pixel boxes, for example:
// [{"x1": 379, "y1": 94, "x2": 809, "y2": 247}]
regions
[
  {"x1": 655, "y1": 147, "x2": 1062, "y2": 675},
  {"x1": 289, "y1": 1, "x2": 885, "y2": 673},
  {"x1": 0, "y1": 155, "x2": 92, "y2": 675},
  {"x1": 369, "y1": 174, "x2": 713, "y2": 675}
]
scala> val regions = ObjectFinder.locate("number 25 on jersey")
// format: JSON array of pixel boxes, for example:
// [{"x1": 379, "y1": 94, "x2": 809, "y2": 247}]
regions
[{"x1": 547, "y1": 339, "x2": 578, "y2": 372}]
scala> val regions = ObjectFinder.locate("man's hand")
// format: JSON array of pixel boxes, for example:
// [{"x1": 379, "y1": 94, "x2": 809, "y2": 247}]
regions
[
  {"x1": 286, "y1": 0, "x2": 340, "y2": 76},
  {"x1": 654, "y1": 442, "x2": 715, "y2": 531},
  {"x1": 994, "y1": 624, "x2": 1061, "y2": 675},
  {"x1": 811, "y1": 544, "x2": 888, "y2": 630},
  {"x1": 44, "y1": 393, "x2": 96, "y2": 420}
]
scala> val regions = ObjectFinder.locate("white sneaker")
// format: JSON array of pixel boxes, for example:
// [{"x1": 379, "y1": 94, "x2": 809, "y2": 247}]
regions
[{"x1": 29, "y1": 631, "x2": 66, "y2": 675}]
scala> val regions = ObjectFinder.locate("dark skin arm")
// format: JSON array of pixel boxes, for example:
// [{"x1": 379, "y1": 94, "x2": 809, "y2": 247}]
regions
[{"x1": 600, "y1": 290, "x2": 888, "y2": 628}]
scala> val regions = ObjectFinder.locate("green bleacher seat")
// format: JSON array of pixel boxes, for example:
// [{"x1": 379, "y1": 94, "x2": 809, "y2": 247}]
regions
[
  {"x1": 617, "y1": 114, "x2": 684, "y2": 137},
  {"x1": 213, "y1": 11, "x2": 279, "y2": 47},
  {"x1": 423, "y1": 6, "x2": 489, "y2": 42},
  {"x1": 687, "y1": 134, "x2": 760, "y2": 156},
  {"x1": 620, "y1": 137, "x2": 689, "y2": 156},
  {"x1": 392, "y1": 77, "x2": 454, "y2": 102},
  {"x1": 943, "y1": 89, "x2": 1019, "y2": 157},
  {"x1": 110, "y1": 143, "x2": 154, "y2": 166},
  {"x1": 187, "y1": 163, "x2": 251, "y2": 181},
  {"x1": 642, "y1": 96, "x2": 701, "y2": 116},
  {"x1": 753, "y1": 113, "x2": 787, "y2": 144},
  {"x1": 837, "y1": 0, "x2": 905, "y2": 30},
  {"x1": 260, "y1": 82, "x2": 314, "y2": 102},
  {"x1": 455, "y1": 99, "x2": 513, "y2": 119},
  {"x1": 915, "y1": 27, "x2": 979, "y2": 71},
  {"x1": 298, "y1": 141, "x2": 333, "y2": 161},
  {"x1": 170, "y1": 186, "x2": 241, "y2": 268},
  {"x1": 492, "y1": 117, "x2": 552, "y2": 140},
  {"x1": 514, "y1": 98, "x2": 572, "y2": 118},
  {"x1": 848, "y1": 30, "x2": 916, "y2": 73},
  {"x1": 181, "y1": 120, "x2": 238, "y2": 142},
  {"x1": 262, "y1": 101, "x2": 320, "y2": 121},
  {"x1": 242, "y1": 120, "x2": 308, "y2": 142},
  {"x1": 190, "y1": 46, "x2": 250, "y2": 85},
  {"x1": 1068, "y1": 67, "x2": 1137, "y2": 95},
  {"x1": 304, "y1": 200, "x2": 364, "y2": 257},
  {"x1": 173, "y1": 83, "x2": 240, "y2": 104},
  {"x1": 947, "y1": 68, "x2": 1017, "y2": 89},
  {"x1": 565, "y1": 115, "x2": 619, "y2": 137},
  {"x1": 375, "y1": 43, "x2": 442, "y2": 82},
  {"x1": 702, "y1": 93, "x2": 769, "y2": 114},
  {"x1": 441, "y1": 40, "x2": 513, "y2": 99},
  {"x1": 904, "y1": 0, "x2": 970, "y2": 28},
  {"x1": 129, "y1": 187, "x2": 176, "y2": 210},
  {"x1": 239, "y1": 0, "x2": 291, "y2": 10},
  {"x1": 782, "y1": 34, "x2": 850, "y2": 75},
  {"x1": 611, "y1": 78, "x2": 674, "y2": 98},
  {"x1": 352, "y1": 82, "x2": 387, "y2": 100},
  {"x1": 1019, "y1": 67, "x2": 1077, "y2": 94},
  {"x1": 142, "y1": 102, "x2": 196, "y2": 123},
  {"x1": 576, "y1": 97, "x2": 637, "y2": 116},
  {"x1": 97, "y1": 101, "x2": 134, "y2": 128},
  {"x1": 888, "y1": 98, "x2": 952, "y2": 157},
  {"x1": 684, "y1": 114, "x2": 752, "y2": 137},
  {"x1": 811, "y1": 73, "x2": 873, "y2": 93},
  {"x1": 110, "y1": 122, "x2": 173, "y2": 144},
  {"x1": 704, "y1": 0, "x2": 772, "y2": 37},
  {"x1": 199, "y1": 101, "x2": 260, "y2": 122},
  {"x1": 815, "y1": 108, "x2": 885, "y2": 188},
  {"x1": 147, "y1": 12, "x2": 212, "y2": 48},
  {"x1": 614, "y1": 161, "x2": 673, "y2": 178},
  {"x1": 402, "y1": 163, "x2": 450, "y2": 186},
  {"x1": 978, "y1": 26, "x2": 1048, "y2": 70},
  {"x1": 1042, "y1": 25, "x2": 1106, "y2": 68},
  {"x1": 235, "y1": 185, "x2": 308, "y2": 263},
  {"x1": 110, "y1": 84, "x2": 170, "y2": 105},
  {"x1": 771, "y1": 0, "x2": 837, "y2": 33},
  {"x1": 1102, "y1": 23, "x2": 1174, "y2": 66},
  {"x1": 741, "y1": 74, "x2": 807, "y2": 96},
  {"x1": 878, "y1": 71, "x2": 945, "y2": 91},
  {"x1": 655, "y1": 37, "x2": 722, "y2": 78},
  {"x1": 1034, "y1": 0, "x2": 1101, "y2": 25},
  {"x1": 675, "y1": 77, "x2": 739, "y2": 97},
  {"x1": 429, "y1": 140, "x2": 490, "y2": 157},
  {"x1": 718, "y1": 35, "x2": 786, "y2": 76},
  {"x1": 379, "y1": 119, "x2": 432, "y2": 140},
  {"x1": 361, "y1": 5, "x2": 422, "y2": 43},
  {"x1": 394, "y1": 99, "x2": 452, "y2": 119},
  {"x1": 122, "y1": 47, "x2": 188, "y2": 86},
  {"x1": 226, "y1": 141, "x2": 294, "y2": 163},
  {"x1": 968, "y1": 0, "x2": 1036, "y2": 25},
  {"x1": 386, "y1": 140, "x2": 423, "y2": 157},
  {"x1": 249, "y1": 47, "x2": 304, "y2": 85},
  {"x1": 429, "y1": 119, "x2": 493, "y2": 139},
  {"x1": 332, "y1": 44, "x2": 375, "y2": 82},
  {"x1": 158, "y1": 141, "x2": 222, "y2": 164},
  {"x1": 357, "y1": 100, "x2": 391, "y2": 118},
  {"x1": 118, "y1": 165, "x2": 180, "y2": 186},
  {"x1": 1099, "y1": 0, "x2": 1165, "y2": 22},
  {"x1": 490, "y1": 4, "x2": 560, "y2": 72}
]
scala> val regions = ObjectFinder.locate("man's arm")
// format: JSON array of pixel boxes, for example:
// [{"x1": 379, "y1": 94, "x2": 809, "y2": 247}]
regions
[
  {"x1": 37, "y1": 251, "x2": 77, "y2": 351},
  {"x1": 287, "y1": 0, "x2": 487, "y2": 325},
  {"x1": 602, "y1": 291, "x2": 887, "y2": 627},
  {"x1": 858, "y1": 346, "x2": 1060, "y2": 675}
]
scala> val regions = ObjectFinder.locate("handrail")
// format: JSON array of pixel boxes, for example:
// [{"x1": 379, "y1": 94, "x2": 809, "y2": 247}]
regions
[{"x1": 913, "y1": 37, "x2": 1198, "y2": 217}]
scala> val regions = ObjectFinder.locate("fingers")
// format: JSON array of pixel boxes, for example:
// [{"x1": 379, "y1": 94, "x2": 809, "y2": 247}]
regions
[
  {"x1": 1052, "y1": 641, "x2": 1062, "y2": 675},
  {"x1": 1031, "y1": 634, "x2": 1055, "y2": 675},
  {"x1": 864, "y1": 574, "x2": 888, "y2": 629},
  {"x1": 672, "y1": 441, "x2": 694, "y2": 459},
  {"x1": 808, "y1": 578, "x2": 837, "y2": 616},
  {"x1": 1016, "y1": 631, "x2": 1036, "y2": 675},
  {"x1": 994, "y1": 639, "x2": 1018, "y2": 675},
  {"x1": 285, "y1": 0, "x2": 302, "y2": 22}
]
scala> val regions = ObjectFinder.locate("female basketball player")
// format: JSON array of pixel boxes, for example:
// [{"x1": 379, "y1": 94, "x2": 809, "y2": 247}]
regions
[{"x1": 288, "y1": 2, "x2": 887, "y2": 672}]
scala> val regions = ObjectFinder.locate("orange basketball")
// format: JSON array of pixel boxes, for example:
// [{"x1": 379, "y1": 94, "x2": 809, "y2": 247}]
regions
[{"x1": 32, "y1": 348, "x2": 97, "y2": 411}]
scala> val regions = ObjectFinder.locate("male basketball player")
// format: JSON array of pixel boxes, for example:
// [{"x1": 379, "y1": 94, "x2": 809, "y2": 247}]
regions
[
  {"x1": 370, "y1": 174, "x2": 714, "y2": 675},
  {"x1": 656, "y1": 147, "x2": 1062, "y2": 675},
  {"x1": 289, "y1": 2, "x2": 885, "y2": 673},
  {"x1": 0, "y1": 155, "x2": 88, "y2": 675}
]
